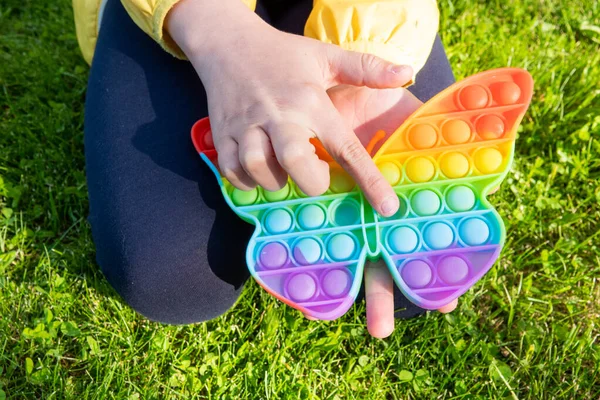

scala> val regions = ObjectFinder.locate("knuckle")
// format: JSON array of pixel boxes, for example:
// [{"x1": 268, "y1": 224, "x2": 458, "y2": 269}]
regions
[
  {"x1": 220, "y1": 162, "x2": 243, "y2": 182},
  {"x1": 337, "y1": 139, "x2": 368, "y2": 167},
  {"x1": 278, "y1": 145, "x2": 307, "y2": 170},
  {"x1": 363, "y1": 172, "x2": 387, "y2": 193},
  {"x1": 241, "y1": 151, "x2": 267, "y2": 175},
  {"x1": 360, "y1": 53, "x2": 380, "y2": 72}
]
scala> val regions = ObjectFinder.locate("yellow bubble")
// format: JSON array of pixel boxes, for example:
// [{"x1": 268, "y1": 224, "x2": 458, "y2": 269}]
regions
[
  {"x1": 439, "y1": 152, "x2": 470, "y2": 178},
  {"x1": 330, "y1": 168, "x2": 355, "y2": 193},
  {"x1": 405, "y1": 157, "x2": 436, "y2": 183},
  {"x1": 474, "y1": 148, "x2": 503, "y2": 174},
  {"x1": 377, "y1": 162, "x2": 401, "y2": 185}
]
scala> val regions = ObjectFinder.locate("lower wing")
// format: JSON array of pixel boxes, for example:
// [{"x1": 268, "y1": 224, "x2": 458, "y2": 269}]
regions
[{"x1": 376, "y1": 176, "x2": 504, "y2": 309}]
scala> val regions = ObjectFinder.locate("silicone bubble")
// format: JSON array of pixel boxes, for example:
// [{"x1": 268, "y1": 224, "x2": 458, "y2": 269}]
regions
[
  {"x1": 378, "y1": 162, "x2": 402, "y2": 185},
  {"x1": 437, "y1": 256, "x2": 469, "y2": 285},
  {"x1": 286, "y1": 273, "x2": 317, "y2": 302},
  {"x1": 293, "y1": 237, "x2": 322, "y2": 265},
  {"x1": 327, "y1": 233, "x2": 356, "y2": 261},
  {"x1": 459, "y1": 217, "x2": 490, "y2": 246},
  {"x1": 459, "y1": 85, "x2": 489, "y2": 109},
  {"x1": 400, "y1": 260, "x2": 432, "y2": 288},
  {"x1": 387, "y1": 226, "x2": 419, "y2": 253},
  {"x1": 260, "y1": 242, "x2": 288, "y2": 270},
  {"x1": 231, "y1": 187, "x2": 258, "y2": 206},
  {"x1": 445, "y1": 186, "x2": 476, "y2": 212},
  {"x1": 331, "y1": 200, "x2": 361, "y2": 226},
  {"x1": 264, "y1": 184, "x2": 290, "y2": 202},
  {"x1": 405, "y1": 157, "x2": 435, "y2": 183},
  {"x1": 476, "y1": 115, "x2": 505, "y2": 140},
  {"x1": 439, "y1": 152, "x2": 470, "y2": 178},
  {"x1": 442, "y1": 119, "x2": 471, "y2": 144},
  {"x1": 297, "y1": 204, "x2": 326, "y2": 230},
  {"x1": 192, "y1": 68, "x2": 534, "y2": 319},
  {"x1": 491, "y1": 81, "x2": 521, "y2": 105},
  {"x1": 264, "y1": 208, "x2": 293, "y2": 234},
  {"x1": 321, "y1": 269, "x2": 351, "y2": 298},
  {"x1": 408, "y1": 124, "x2": 437, "y2": 149},
  {"x1": 411, "y1": 190, "x2": 441, "y2": 216},
  {"x1": 474, "y1": 148, "x2": 503, "y2": 174},
  {"x1": 330, "y1": 168, "x2": 355, "y2": 193},
  {"x1": 423, "y1": 222, "x2": 454, "y2": 250}
]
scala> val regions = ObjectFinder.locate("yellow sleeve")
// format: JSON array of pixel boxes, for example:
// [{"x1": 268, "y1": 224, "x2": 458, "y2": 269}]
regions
[
  {"x1": 120, "y1": 0, "x2": 257, "y2": 59},
  {"x1": 304, "y1": 0, "x2": 439, "y2": 83}
]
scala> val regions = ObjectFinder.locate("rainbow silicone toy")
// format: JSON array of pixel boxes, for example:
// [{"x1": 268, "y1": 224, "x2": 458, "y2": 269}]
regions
[{"x1": 191, "y1": 68, "x2": 533, "y2": 320}]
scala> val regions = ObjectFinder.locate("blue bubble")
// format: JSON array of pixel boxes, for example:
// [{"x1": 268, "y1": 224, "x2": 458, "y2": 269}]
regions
[
  {"x1": 297, "y1": 205, "x2": 326, "y2": 230},
  {"x1": 446, "y1": 186, "x2": 476, "y2": 212},
  {"x1": 388, "y1": 226, "x2": 419, "y2": 253},
  {"x1": 293, "y1": 238, "x2": 322, "y2": 265},
  {"x1": 423, "y1": 222, "x2": 454, "y2": 249},
  {"x1": 332, "y1": 200, "x2": 361, "y2": 226},
  {"x1": 411, "y1": 190, "x2": 441, "y2": 216},
  {"x1": 459, "y1": 218, "x2": 490, "y2": 245},
  {"x1": 264, "y1": 209, "x2": 293, "y2": 234},
  {"x1": 327, "y1": 233, "x2": 356, "y2": 261}
]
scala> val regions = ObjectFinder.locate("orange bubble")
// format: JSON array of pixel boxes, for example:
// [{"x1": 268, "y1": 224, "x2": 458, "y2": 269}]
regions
[
  {"x1": 405, "y1": 157, "x2": 436, "y2": 182},
  {"x1": 408, "y1": 124, "x2": 438, "y2": 149},
  {"x1": 474, "y1": 148, "x2": 503, "y2": 174},
  {"x1": 491, "y1": 81, "x2": 521, "y2": 105},
  {"x1": 459, "y1": 85, "x2": 489, "y2": 110},
  {"x1": 439, "y1": 152, "x2": 470, "y2": 178},
  {"x1": 442, "y1": 119, "x2": 471, "y2": 144},
  {"x1": 476, "y1": 115, "x2": 505, "y2": 140}
]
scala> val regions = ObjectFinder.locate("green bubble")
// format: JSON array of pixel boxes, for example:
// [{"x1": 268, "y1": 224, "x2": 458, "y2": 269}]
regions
[
  {"x1": 263, "y1": 184, "x2": 290, "y2": 202},
  {"x1": 231, "y1": 187, "x2": 259, "y2": 206}
]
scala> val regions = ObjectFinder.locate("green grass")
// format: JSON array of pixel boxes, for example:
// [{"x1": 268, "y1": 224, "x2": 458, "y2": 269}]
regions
[{"x1": 1, "y1": 0, "x2": 599, "y2": 398}]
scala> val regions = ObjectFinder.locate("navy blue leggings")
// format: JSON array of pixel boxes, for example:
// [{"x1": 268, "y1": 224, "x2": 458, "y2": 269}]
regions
[{"x1": 85, "y1": 0, "x2": 455, "y2": 324}]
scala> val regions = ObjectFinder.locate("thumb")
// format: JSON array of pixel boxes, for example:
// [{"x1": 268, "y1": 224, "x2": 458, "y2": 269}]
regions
[{"x1": 325, "y1": 47, "x2": 414, "y2": 89}]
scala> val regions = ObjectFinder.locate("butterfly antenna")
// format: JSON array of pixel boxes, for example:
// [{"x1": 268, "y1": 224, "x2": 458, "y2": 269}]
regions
[{"x1": 366, "y1": 130, "x2": 386, "y2": 157}]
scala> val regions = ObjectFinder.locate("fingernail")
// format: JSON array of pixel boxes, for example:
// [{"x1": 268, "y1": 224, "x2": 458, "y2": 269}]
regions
[
  {"x1": 380, "y1": 196, "x2": 399, "y2": 216},
  {"x1": 389, "y1": 65, "x2": 413, "y2": 76}
]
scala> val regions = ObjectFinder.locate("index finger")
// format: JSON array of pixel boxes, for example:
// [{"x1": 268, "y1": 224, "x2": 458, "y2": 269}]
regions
[
  {"x1": 365, "y1": 261, "x2": 395, "y2": 338},
  {"x1": 317, "y1": 109, "x2": 398, "y2": 216}
]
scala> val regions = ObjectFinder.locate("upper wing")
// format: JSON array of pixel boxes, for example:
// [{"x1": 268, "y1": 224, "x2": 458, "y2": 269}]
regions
[
  {"x1": 371, "y1": 68, "x2": 534, "y2": 309},
  {"x1": 191, "y1": 118, "x2": 367, "y2": 320}
]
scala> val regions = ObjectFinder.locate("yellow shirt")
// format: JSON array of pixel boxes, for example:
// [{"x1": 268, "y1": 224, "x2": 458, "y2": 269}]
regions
[{"x1": 73, "y1": 0, "x2": 438, "y2": 81}]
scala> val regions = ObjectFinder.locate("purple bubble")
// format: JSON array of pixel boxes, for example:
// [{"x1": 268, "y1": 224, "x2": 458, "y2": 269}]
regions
[
  {"x1": 437, "y1": 256, "x2": 469, "y2": 284},
  {"x1": 400, "y1": 260, "x2": 432, "y2": 288},
  {"x1": 321, "y1": 269, "x2": 351, "y2": 298},
  {"x1": 286, "y1": 273, "x2": 317, "y2": 302},
  {"x1": 259, "y1": 242, "x2": 288, "y2": 269}
]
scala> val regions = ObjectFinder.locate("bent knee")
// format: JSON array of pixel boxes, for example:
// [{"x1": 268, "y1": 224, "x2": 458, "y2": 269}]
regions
[{"x1": 97, "y1": 245, "x2": 242, "y2": 325}]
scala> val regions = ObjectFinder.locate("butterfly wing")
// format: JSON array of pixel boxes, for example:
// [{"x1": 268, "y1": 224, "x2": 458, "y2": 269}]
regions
[
  {"x1": 192, "y1": 118, "x2": 368, "y2": 320},
  {"x1": 371, "y1": 68, "x2": 534, "y2": 309}
]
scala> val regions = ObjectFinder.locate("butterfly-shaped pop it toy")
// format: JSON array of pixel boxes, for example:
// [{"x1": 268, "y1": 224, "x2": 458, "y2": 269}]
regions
[{"x1": 191, "y1": 68, "x2": 533, "y2": 320}]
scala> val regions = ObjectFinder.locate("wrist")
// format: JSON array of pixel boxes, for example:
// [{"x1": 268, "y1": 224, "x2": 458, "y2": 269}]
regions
[{"x1": 166, "y1": 0, "x2": 267, "y2": 71}]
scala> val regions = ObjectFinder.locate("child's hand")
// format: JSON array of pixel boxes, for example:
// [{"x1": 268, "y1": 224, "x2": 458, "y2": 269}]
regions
[
  {"x1": 328, "y1": 85, "x2": 458, "y2": 338},
  {"x1": 167, "y1": 0, "x2": 413, "y2": 217}
]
